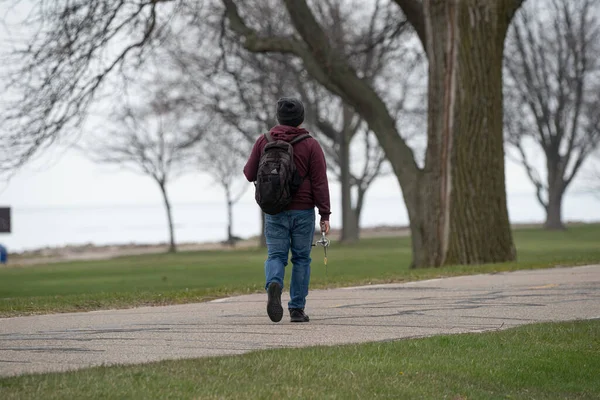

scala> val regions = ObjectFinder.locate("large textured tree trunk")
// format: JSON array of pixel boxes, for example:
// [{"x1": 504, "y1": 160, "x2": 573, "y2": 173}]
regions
[
  {"x1": 352, "y1": 0, "x2": 519, "y2": 268},
  {"x1": 447, "y1": 0, "x2": 516, "y2": 264},
  {"x1": 410, "y1": 0, "x2": 517, "y2": 267},
  {"x1": 340, "y1": 128, "x2": 359, "y2": 243},
  {"x1": 158, "y1": 180, "x2": 176, "y2": 253}
]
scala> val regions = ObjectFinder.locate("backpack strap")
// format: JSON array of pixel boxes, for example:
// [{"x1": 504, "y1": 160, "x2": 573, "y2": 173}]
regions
[
  {"x1": 290, "y1": 134, "x2": 311, "y2": 145},
  {"x1": 264, "y1": 132, "x2": 274, "y2": 143},
  {"x1": 291, "y1": 134, "x2": 312, "y2": 181}
]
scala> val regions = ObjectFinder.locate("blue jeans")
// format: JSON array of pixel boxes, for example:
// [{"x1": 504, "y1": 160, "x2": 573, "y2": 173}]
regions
[{"x1": 264, "y1": 209, "x2": 315, "y2": 309}]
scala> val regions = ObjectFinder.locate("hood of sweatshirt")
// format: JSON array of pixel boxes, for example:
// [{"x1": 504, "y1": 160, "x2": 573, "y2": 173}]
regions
[{"x1": 268, "y1": 125, "x2": 310, "y2": 142}]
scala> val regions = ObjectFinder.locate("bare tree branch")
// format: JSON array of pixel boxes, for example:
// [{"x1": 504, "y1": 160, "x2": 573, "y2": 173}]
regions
[
  {"x1": 222, "y1": 0, "x2": 420, "y2": 186},
  {"x1": 221, "y1": 0, "x2": 346, "y2": 99},
  {"x1": 0, "y1": 0, "x2": 181, "y2": 175},
  {"x1": 504, "y1": 0, "x2": 600, "y2": 227},
  {"x1": 392, "y1": 0, "x2": 426, "y2": 49}
]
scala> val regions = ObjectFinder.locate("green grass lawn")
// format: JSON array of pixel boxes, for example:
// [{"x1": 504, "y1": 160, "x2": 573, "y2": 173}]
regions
[
  {"x1": 1, "y1": 320, "x2": 598, "y2": 399},
  {"x1": 1, "y1": 224, "x2": 599, "y2": 317}
]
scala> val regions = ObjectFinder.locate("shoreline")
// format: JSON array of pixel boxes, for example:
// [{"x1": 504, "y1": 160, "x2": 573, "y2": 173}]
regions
[
  {"x1": 4, "y1": 221, "x2": 594, "y2": 266},
  {"x1": 6, "y1": 225, "x2": 412, "y2": 266}
]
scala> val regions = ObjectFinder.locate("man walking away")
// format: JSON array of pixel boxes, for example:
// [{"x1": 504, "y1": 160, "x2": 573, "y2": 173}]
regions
[{"x1": 243, "y1": 97, "x2": 331, "y2": 323}]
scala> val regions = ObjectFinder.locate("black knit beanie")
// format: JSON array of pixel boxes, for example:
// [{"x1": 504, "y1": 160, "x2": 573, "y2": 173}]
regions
[{"x1": 276, "y1": 97, "x2": 305, "y2": 127}]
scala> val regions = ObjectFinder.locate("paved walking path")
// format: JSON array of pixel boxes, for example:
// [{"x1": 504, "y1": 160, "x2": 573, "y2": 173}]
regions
[{"x1": 1, "y1": 265, "x2": 599, "y2": 377}]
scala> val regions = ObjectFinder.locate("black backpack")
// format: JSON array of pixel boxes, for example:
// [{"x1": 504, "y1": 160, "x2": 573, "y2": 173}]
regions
[{"x1": 254, "y1": 132, "x2": 311, "y2": 215}]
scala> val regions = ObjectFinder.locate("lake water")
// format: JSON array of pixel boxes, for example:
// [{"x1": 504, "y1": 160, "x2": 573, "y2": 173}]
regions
[{"x1": 2, "y1": 193, "x2": 599, "y2": 252}]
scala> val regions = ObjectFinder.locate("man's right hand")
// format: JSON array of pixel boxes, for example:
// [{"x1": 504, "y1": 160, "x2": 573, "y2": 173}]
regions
[{"x1": 320, "y1": 221, "x2": 330, "y2": 235}]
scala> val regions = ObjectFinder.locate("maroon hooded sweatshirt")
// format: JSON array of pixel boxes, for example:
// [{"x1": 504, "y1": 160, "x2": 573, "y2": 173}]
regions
[{"x1": 243, "y1": 125, "x2": 331, "y2": 222}]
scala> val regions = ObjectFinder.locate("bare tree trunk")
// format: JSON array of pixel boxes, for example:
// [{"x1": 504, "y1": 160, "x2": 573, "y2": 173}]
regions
[
  {"x1": 349, "y1": 186, "x2": 368, "y2": 241},
  {"x1": 158, "y1": 180, "x2": 176, "y2": 253},
  {"x1": 259, "y1": 211, "x2": 267, "y2": 248},
  {"x1": 544, "y1": 169, "x2": 566, "y2": 230},
  {"x1": 225, "y1": 185, "x2": 234, "y2": 245},
  {"x1": 349, "y1": 205, "x2": 362, "y2": 242},
  {"x1": 544, "y1": 192, "x2": 565, "y2": 230},
  {"x1": 227, "y1": 201, "x2": 234, "y2": 243},
  {"x1": 340, "y1": 128, "x2": 359, "y2": 243},
  {"x1": 349, "y1": 208, "x2": 361, "y2": 241}
]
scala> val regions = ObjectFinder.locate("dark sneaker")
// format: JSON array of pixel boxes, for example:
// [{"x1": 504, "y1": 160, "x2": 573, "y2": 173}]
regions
[
  {"x1": 289, "y1": 308, "x2": 310, "y2": 323},
  {"x1": 266, "y1": 282, "x2": 283, "y2": 322}
]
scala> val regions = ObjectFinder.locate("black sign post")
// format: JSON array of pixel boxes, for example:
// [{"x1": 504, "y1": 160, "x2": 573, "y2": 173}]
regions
[
  {"x1": 0, "y1": 207, "x2": 9, "y2": 264},
  {"x1": 0, "y1": 207, "x2": 10, "y2": 233}
]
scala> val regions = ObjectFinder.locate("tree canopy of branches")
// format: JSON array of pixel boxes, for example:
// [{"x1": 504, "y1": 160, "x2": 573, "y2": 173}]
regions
[
  {"x1": 208, "y1": 1, "x2": 423, "y2": 242},
  {"x1": 0, "y1": 0, "x2": 183, "y2": 174},
  {"x1": 160, "y1": 19, "x2": 288, "y2": 247},
  {"x1": 504, "y1": 0, "x2": 600, "y2": 230},
  {"x1": 83, "y1": 91, "x2": 206, "y2": 253},
  {"x1": 163, "y1": 2, "x2": 417, "y2": 243},
  {"x1": 291, "y1": 4, "x2": 426, "y2": 242},
  {"x1": 220, "y1": 0, "x2": 525, "y2": 267}
]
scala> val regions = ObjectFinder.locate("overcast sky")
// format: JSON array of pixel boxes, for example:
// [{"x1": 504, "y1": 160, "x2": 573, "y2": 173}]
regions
[{"x1": 0, "y1": 140, "x2": 594, "y2": 208}]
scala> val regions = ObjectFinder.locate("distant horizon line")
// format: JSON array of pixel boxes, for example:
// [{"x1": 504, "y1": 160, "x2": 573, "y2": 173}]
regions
[{"x1": 1, "y1": 191, "x2": 598, "y2": 212}]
